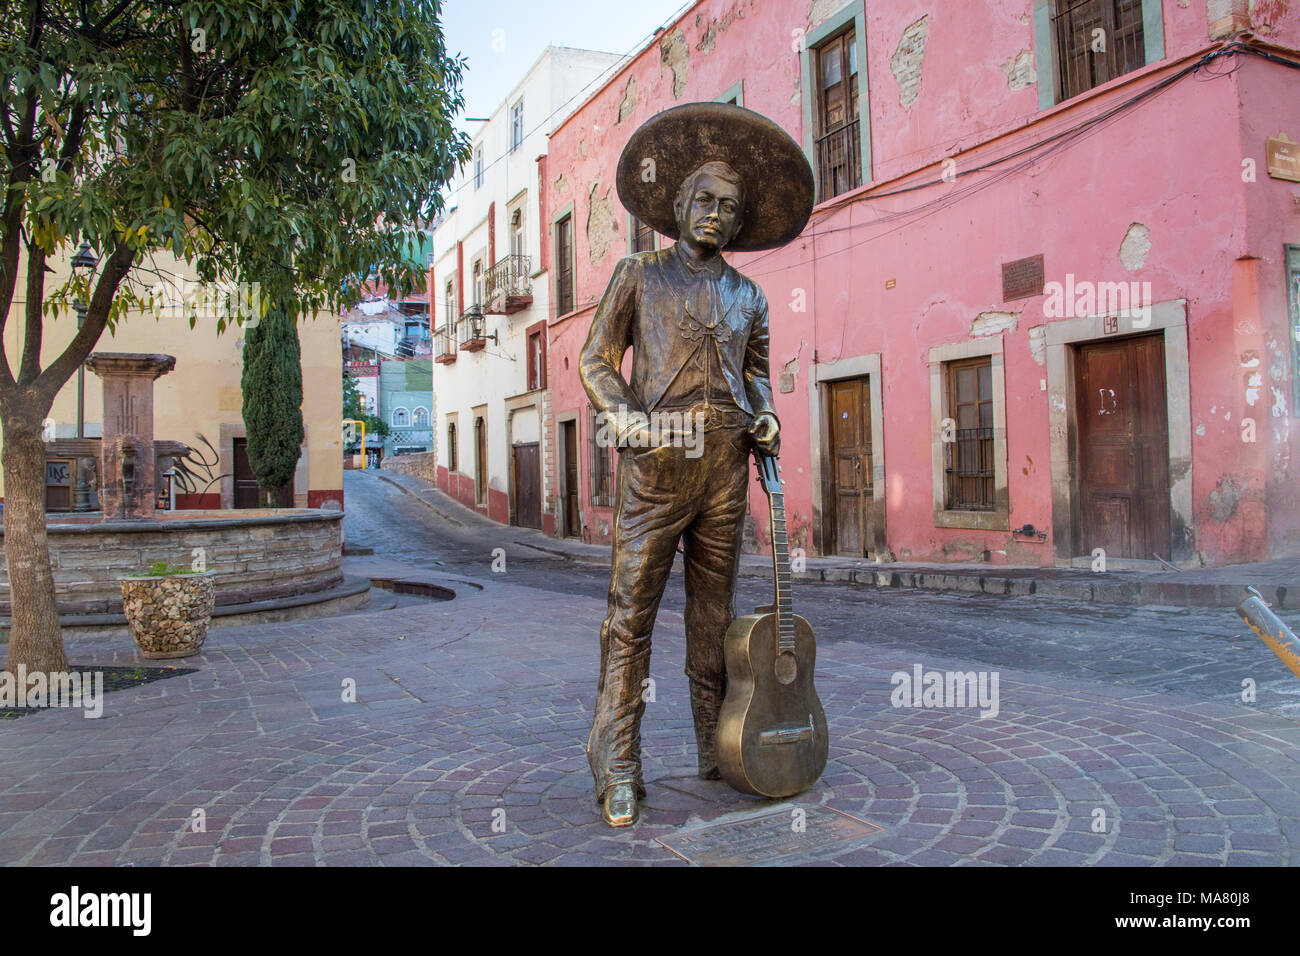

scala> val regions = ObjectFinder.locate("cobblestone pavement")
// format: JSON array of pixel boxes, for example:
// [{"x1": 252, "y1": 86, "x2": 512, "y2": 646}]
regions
[{"x1": 0, "y1": 471, "x2": 1296, "y2": 867}]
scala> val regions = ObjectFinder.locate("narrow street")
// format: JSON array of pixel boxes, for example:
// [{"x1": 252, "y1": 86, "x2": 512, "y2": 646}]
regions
[
  {"x1": 344, "y1": 470, "x2": 1300, "y2": 718},
  {"x1": 2, "y1": 472, "x2": 1297, "y2": 868}
]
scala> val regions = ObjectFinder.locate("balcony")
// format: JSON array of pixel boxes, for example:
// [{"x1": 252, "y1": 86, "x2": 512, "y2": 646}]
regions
[
  {"x1": 434, "y1": 325, "x2": 456, "y2": 364},
  {"x1": 814, "y1": 119, "x2": 862, "y2": 204},
  {"x1": 484, "y1": 254, "x2": 533, "y2": 315},
  {"x1": 458, "y1": 305, "x2": 491, "y2": 352}
]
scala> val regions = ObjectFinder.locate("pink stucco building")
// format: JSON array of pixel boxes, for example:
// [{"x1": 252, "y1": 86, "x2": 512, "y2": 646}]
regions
[{"x1": 541, "y1": 0, "x2": 1300, "y2": 569}]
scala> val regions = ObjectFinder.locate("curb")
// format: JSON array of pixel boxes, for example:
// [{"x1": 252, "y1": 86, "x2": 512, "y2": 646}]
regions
[
  {"x1": 364, "y1": 473, "x2": 1289, "y2": 611},
  {"x1": 800, "y1": 566, "x2": 1291, "y2": 610}
]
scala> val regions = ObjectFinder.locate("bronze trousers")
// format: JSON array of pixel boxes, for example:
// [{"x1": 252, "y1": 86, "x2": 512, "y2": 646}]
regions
[{"x1": 586, "y1": 423, "x2": 751, "y2": 802}]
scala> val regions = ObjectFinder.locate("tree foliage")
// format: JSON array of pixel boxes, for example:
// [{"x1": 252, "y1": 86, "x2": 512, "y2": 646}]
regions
[
  {"x1": 342, "y1": 369, "x2": 388, "y2": 440},
  {"x1": 240, "y1": 304, "x2": 302, "y2": 502},
  {"x1": 0, "y1": 0, "x2": 470, "y2": 674}
]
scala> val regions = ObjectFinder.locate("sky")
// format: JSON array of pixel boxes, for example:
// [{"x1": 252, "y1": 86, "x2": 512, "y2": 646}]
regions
[{"x1": 439, "y1": 0, "x2": 692, "y2": 135}]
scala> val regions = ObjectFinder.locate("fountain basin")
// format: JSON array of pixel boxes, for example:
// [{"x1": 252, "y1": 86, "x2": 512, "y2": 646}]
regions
[{"x1": 0, "y1": 508, "x2": 347, "y2": 618}]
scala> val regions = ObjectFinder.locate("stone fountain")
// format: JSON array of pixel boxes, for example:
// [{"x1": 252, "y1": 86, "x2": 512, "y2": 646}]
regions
[{"x1": 0, "y1": 352, "x2": 370, "y2": 635}]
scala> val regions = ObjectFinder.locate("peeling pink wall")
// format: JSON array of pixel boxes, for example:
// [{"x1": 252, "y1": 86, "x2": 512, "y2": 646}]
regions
[
  {"x1": 1236, "y1": 53, "x2": 1300, "y2": 557},
  {"x1": 545, "y1": 0, "x2": 1300, "y2": 564}
]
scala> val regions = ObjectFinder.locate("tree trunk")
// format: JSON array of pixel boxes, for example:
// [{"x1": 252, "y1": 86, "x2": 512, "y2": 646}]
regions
[{"x1": 2, "y1": 410, "x2": 67, "y2": 676}]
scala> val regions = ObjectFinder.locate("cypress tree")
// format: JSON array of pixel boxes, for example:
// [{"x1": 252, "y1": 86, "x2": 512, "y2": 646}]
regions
[{"x1": 241, "y1": 304, "x2": 305, "y2": 507}]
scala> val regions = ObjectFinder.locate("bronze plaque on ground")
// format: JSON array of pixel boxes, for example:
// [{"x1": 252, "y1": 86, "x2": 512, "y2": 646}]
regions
[
  {"x1": 1001, "y1": 254, "x2": 1045, "y2": 301},
  {"x1": 657, "y1": 806, "x2": 883, "y2": 866}
]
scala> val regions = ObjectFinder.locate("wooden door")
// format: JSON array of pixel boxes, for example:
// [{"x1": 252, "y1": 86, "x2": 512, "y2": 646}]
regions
[
  {"x1": 827, "y1": 377, "x2": 873, "y2": 557},
  {"x1": 233, "y1": 438, "x2": 293, "y2": 508},
  {"x1": 512, "y1": 442, "x2": 541, "y2": 530},
  {"x1": 1075, "y1": 333, "x2": 1170, "y2": 560},
  {"x1": 562, "y1": 421, "x2": 581, "y2": 537}
]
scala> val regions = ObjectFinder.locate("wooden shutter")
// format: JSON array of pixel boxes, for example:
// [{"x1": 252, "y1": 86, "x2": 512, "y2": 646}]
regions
[
  {"x1": 555, "y1": 215, "x2": 574, "y2": 316},
  {"x1": 945, "y1": 358, "x2": 995, "y2": 511}
]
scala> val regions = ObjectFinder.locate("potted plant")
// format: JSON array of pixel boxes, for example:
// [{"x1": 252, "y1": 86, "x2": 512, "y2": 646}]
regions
[{"x1": 119, "y1": 561, "x2": 218, "y2": 659}]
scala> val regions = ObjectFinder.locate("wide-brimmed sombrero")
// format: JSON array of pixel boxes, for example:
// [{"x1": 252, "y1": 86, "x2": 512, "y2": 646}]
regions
[{"x1": 615, "y1": 102, "x2": 814, "y2": 252}]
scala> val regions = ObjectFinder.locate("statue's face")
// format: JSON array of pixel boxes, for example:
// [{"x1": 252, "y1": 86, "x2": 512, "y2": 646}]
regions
[{"x1": 674, "y1": 170, "x2": 743, "y2": 253}]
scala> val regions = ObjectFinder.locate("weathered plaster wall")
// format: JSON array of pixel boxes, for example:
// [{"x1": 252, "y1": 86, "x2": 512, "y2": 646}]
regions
[{"x1": 545, "y1": 0, "x2": 1300, "y2": 563}]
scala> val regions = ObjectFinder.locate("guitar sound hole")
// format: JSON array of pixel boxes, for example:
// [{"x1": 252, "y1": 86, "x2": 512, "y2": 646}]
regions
[{"x1": 775, "y1": 652, "x2": 797, "y2": 685}]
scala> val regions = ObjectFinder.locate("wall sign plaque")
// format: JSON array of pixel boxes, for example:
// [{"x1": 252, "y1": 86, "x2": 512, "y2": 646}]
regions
[
  {"x1": 1267, "y1": 135, "x2": 1300, "y2": 183},
  {"x1": 1002, "y1": 254, "x2": 1045, "y2": 301}
]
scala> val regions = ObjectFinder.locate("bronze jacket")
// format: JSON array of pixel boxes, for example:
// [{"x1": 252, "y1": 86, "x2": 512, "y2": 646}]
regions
[{"x1": 578, "y1": 245, "x2": 778, "y2": 434}]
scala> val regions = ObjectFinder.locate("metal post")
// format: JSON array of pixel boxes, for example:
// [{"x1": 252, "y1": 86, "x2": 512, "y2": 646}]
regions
[
  {"x1": 74, "y1": 299, "x2": 86, "y2": 439},
  {"x1": 1237, "y1": 586, "x2": 1300, "y2": 680}
]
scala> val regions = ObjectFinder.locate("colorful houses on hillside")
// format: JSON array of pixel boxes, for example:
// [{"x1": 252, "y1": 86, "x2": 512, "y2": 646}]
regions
[{"x1": 424, "y1": 0, "x2": 1300, "y2": 569}]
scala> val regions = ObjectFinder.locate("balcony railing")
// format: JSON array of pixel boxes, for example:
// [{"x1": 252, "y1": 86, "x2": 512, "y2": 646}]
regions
[
  {"x1": 458, "y1": 305, "x2": 489, "y2": 352},
  {"x1": 434, "y1": 325, "x2": 456, "y2": 364},
  {"x1": 814, "y1": 119, "x2": 862, "y2": 204},
  {"x1": 484, "y1": 254, "x2": 533, "y2": 315}
]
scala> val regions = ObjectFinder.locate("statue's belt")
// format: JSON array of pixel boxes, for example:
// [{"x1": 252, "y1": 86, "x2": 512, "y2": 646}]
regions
[{"x1": 652, "y1": 403, "x2": 752, "y2": 431}]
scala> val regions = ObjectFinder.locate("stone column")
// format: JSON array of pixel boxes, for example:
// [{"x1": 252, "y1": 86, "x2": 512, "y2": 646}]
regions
[{"x1": 85, "y1": 353, "x2": 176, "y2": 521}]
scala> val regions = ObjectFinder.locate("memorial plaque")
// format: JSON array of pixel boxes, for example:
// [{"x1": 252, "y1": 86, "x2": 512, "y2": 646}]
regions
[
  {"x1": 1267, "y1": 135, "x2": 1300, "y2": 183},
  {"x1": 1001, "y1": 254, "x2": 1045, "y2": 301},
  {"x1": 657, "y1": 806, "x2": 883, "y2": 866}
]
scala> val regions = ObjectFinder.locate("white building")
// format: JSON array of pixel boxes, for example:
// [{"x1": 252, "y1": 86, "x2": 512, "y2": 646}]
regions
[
  {"x1": 429, "y1": 45, "x2": 623, "y2": 531},
  {"x1": 343, "y1": 302, "x2": 404, "y2": 358}
]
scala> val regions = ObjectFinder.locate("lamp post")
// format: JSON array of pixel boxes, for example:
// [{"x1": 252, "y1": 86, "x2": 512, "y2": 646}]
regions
[
  {"x1": 70, "y1": 241, "x2": 98, "y2": 512},
  {"x1": 70, "y1": 241, "x2": 98, "y2": 440}
]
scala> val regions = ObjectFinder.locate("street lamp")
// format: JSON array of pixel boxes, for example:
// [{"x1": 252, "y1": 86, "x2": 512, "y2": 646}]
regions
[
  {"x1": 70, "y1": 242, "x2": 98, "y2": 512},
  {"x1": 70, "y1": 241, "x2": 97, "y2": 440}
]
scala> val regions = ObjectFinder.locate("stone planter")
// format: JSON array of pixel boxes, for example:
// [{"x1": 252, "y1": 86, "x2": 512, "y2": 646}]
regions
[{"x1": 118, "y1": 570, "x2": 217, "y2": 659}]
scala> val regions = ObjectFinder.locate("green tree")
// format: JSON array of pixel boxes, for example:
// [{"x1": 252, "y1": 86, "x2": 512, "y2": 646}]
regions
[
  {"x1": 1, "y1": 0, "x2": 469, "y2": 675},
  {"x1": 240, "y1": 303, "x2": 303, "y2": 505},
  {"x1": 342, "y1": 370, "x2": 388, "y2": 442}
]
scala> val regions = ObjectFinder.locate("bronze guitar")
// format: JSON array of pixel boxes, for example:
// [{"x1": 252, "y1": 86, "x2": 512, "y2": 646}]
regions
[{"x1": 717, "y1": 452, "x2": 829, "y2": 798}]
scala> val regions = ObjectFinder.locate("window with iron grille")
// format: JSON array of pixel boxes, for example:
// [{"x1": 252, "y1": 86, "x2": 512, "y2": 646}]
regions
[
  {"x1": 813, "y1": 28, "x2": 861, "y2": 203},
  {"x1": 944, "y1": 357, "x2": 995, "y2": 511},
  {"x1": 631, "y1": 216, "x2": 656, "y2": 254},
  {"x1": 1052, "y1": 0, "x2": 1145, "y2": 101},
  {"x1": 555, "y1": 213, "x2": 574, "y2": 316},
  {"x1": 511, "y1": 100, "x2": 524, "y2": 152},
  {"x1": 588, "y1": 406, "x2": 615, "y2": 507}
]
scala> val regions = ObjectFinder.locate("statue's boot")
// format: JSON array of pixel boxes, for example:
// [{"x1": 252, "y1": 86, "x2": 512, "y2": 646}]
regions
[
  {"x1": 601, "y1": 782, "x2": 639, "y2": 827},
  {"x1": 691, "y1": 681, "x2": 723, "y2": 780}
]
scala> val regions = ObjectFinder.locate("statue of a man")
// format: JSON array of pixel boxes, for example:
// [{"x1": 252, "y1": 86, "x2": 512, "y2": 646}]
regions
[{"x1": 579, "y1": 103, "x2": 813, "y2": 827}]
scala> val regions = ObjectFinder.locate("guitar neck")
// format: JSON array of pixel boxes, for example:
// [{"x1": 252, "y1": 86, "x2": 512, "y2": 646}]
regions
[{"x1": 760, "y1": 454, "x2": 795, "y2": 654}]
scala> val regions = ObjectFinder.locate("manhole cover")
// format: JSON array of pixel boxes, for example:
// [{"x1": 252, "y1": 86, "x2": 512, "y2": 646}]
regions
[{"x1": 657, "y1": 806, "x2": 883, "y2": 866}]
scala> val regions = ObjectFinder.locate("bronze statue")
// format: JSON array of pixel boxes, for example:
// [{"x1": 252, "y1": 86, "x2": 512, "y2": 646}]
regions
[{"x1": 579, "y1": 103, "x2": 814, "y2": 827}]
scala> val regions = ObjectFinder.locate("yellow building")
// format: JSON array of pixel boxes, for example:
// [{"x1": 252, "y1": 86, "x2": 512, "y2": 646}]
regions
[{"x1": 1, "y1": 247, "x2": 344, "y2": 511}]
